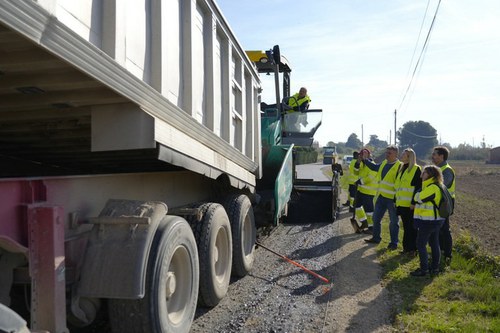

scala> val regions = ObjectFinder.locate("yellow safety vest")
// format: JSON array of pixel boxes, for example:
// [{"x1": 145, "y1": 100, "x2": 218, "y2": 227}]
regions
[
  {"x1": 375, "y1": 160, "x2": 402, "y2": 199},
  {"x1": 347, "y1": 159, "x2": 358, "y2": 185},
  {"x1": 414, "y1": 178, "x2": 443, "y2": 221},
  {"x1": 440, "y1": 163, "x2": 456, "y2": 198},
  {"x1": 287, "y1": 93, "x2": 311, "y2": 112},
  {"x1": 395, "y1": 164, "x2": 421, "y2": 207},
  {"x1": 357, "y1": 162, "x2": 378, "y2": 196}
]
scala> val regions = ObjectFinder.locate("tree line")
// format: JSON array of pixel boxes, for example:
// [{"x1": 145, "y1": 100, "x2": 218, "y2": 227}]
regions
[{"x1": 323, "y1": 120, "x2": 492, "y2": 161}]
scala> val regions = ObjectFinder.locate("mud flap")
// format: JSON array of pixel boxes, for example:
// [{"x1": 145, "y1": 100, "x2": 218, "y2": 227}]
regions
[{"x1": 78, "y1": 199, "x2": 167, "y2": 299}]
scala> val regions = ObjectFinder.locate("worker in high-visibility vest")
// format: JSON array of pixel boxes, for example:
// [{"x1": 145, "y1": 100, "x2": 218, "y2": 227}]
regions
[
  {"x1": 431, "y1": 145, "x2": 456, "y2": 265},
  {"x1": 344, "y1": 151, "x2": 359, "y2": 211},
  {"x1": 280, "y1": 87, "x2": 311, "y2": 131},
  {"x1": 395, "y1": 148, "x2": 422, "y2": 256},
  {"x1": 351, "y1": 149, "x2": 377, "y2": 233},
  {"x1": 363, "y1": 145, "x2": 402, "y2": 249},
  {"x1": 283, "y1": 87, "x2": 311, "y2": 112},
  {"x1": 411, "y1": 165, "x2": 446, "y2": 277},
  {"x1": 260, "y1": 87, "x2": 311, "y2": 114}
]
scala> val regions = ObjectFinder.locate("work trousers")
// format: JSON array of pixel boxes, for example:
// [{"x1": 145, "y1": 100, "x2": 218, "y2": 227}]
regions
[
  {"x1": 398, "y1": 206, "x2": 417, "y2": 252},
  {"x1": 439, "y1": 218, "x2": 453, "y2": 258},
  {"x1": 348, "y1": 184, "x2": 357, "y2": 206},
  {"x1": 355, "y1": 192, "x2": 374, "y2": 211},
  {"x1": 372, "y1": 195, "x2": 399, "y2": 244},
  {"x1": 355, "y1": 192, "x2": 374, "y2": 224},
  {"x1": 416, "y1": 219, "x2": 444, "y2": 272}
]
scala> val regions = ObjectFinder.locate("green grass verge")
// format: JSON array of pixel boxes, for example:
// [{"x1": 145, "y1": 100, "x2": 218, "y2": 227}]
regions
[
  {"x1": 340, "y1": 162, "x2": 499, "y2": 331},
  {"x1": 376, "y1": 220, "x2": 500, "y2": 332}
]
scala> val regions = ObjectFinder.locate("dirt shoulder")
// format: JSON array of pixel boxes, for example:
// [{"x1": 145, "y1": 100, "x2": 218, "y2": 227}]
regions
[
  {"x1": 452, "y1": 163, "x2": 500, "y2": 256},
  {"x1": 321, "y1": 210, "x2": 393, "y2": 332}
]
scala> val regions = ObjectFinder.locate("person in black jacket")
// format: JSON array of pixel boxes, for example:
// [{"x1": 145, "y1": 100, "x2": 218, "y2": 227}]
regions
[
  {"x1": 395, "y1": 148, "x2": 421, "y2": 256},
  {"x1": 431, "y1": 146, "x2": 456, "y2": 265}
]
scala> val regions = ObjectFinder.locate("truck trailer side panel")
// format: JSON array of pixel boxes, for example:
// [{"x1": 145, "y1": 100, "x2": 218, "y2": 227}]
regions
[
  {"x1": 0, "y1": 0, "x2": 264, "y2": 332},
  {"x1": 0, "y1": 0, "x2": 262, "y2": 185}
]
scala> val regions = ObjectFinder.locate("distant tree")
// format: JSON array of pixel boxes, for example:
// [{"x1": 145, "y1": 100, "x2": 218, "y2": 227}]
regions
[
  {"x1": 368, "y1": 135, "x2": 388, "y2": 149},
  {"x1": 326, "y1": 141, "x2": 336, "y2": 147},
  {"x1": 441, "y1": 142, "x2": 452, "y2": 150},
  {"x1": 364, "y1": 144, "x2": 374, "y2": 151},
  {"x1": 397, "y1": 121, "x2": 438, "y2": 158},
  {"x1": 479, "y1": 136, "x2": 493, "y2": 149},
  {"x1": 336, "y1": 142, "x2": 347, "y2": 154},
  {"x1": 346, "y1": 133, "x2": 362, "y2": 149},
  {"x1": 451, "y1": 144, "x2": 488, "y2": 160}
]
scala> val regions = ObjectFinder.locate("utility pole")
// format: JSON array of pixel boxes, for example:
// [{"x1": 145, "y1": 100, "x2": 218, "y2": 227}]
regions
[
  {"x1": 394, "y1": 109, "x2": 397, "y2": 146},
  {"x1": 361, "y1": 124, "x2": 364, "y2": 147}
]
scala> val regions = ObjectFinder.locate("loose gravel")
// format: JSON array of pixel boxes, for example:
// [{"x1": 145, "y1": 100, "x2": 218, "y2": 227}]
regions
[{"x1": 191, "y1": 202, "x2": 394, "y2": 333}]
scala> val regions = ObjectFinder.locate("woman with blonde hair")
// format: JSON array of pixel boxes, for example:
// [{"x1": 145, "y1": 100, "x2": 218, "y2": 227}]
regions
[
  {"x1": 395, "y1": 148, "x2": 421, "y2": 256},
  {"x1": 411, "y1": 165, "x2": 446, "y2": 277}
]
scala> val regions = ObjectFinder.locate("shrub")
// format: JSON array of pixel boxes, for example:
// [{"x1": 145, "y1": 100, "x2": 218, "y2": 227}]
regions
[{"x1": 454, "y1": 231, "x2": 500, "y2": 277}]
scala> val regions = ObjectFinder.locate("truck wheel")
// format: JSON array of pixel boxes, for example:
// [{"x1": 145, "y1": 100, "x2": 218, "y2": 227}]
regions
[
  {"x1": 108, "y1": 216, "x2": 199, "y2": 333},
  {"x1": 223, "y1": 194, "x2": 256, "y2": 277},
  {"x1": 189, "y1": 203, "x2": 232, "y2": 307}
]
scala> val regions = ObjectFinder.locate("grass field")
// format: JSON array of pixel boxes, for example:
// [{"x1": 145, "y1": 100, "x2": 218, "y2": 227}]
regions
[{"x1": 377, "y1": 161, "x2": 500, "y2": 332}]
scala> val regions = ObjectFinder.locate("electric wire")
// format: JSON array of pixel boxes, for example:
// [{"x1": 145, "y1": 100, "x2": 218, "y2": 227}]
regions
[
  {"x1": 399, "y1": 32, "x2": 432, "y2": 114},
  {"x1": 397, "y1": 0, "x2": 442, "y2": 113},
  {"x1": 400, "y1": 126, "x2": 437, "y2": 139},
  {"x1": 397, "y1": 0, "x2": 431, "y2": 113},
  {"x1": 402, "y1": 0, "x2": 431, "y2": 88}
]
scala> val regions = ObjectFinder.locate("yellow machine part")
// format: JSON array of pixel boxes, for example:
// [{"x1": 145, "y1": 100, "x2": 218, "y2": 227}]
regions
[{"x1": 246, "y1": 50, "x2": 268, "y2": 63}]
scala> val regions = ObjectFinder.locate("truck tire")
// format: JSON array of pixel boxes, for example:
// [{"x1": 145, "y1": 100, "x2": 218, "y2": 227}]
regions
[
  {"x1": 188, "y1": 203, "x2": 232, "y2": 307},
  {"x1": 108, "y1": 216, "x2": 199, "y2": 333},
  {"x1": 223, "y1": 194, "x2": 256, "y2": 277}
]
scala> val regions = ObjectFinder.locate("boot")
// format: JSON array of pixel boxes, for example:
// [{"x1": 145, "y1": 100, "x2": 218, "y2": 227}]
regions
[
  {"x1": 360, "y1": 220, "x2": 368, "y2": 230},
  {"x1": 350, "y1": 218, "x2": 360, "y2": 233}
]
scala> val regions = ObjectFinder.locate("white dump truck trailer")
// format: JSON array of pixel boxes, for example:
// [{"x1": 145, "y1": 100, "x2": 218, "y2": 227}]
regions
[{"x1": 0, "y1": 1, "x2": 264, "y2": 332}]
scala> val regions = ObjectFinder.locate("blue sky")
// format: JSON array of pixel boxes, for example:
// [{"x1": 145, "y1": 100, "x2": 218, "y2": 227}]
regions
[{"x1": 216, "y1": 0, "x2": 500, "y2": 149}]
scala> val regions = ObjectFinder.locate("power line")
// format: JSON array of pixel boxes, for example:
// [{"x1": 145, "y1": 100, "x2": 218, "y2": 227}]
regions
[
  {"x1": 397, "y1": 0, "x2": 442, "y2": 112},
  {"x1": 396, "y1": 0, "x2": 431, "y2": 114},
  {"x1": 401, "y1": 126, "x2": 437, "y2": 139},
  {"x1": 404, "y1": 0, "x2": 431, "y2": 82}
]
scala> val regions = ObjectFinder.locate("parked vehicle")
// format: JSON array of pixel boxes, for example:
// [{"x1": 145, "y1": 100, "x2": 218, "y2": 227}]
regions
[
  {"x1": 0, "y1": 1, "x2": 261, "y2": 332},
  {"x1": 0, "y1": 3, "x2": 335, "y2": 333},
  {"x1": 343, "y1": 155, "x2": 354, "y2": 165},
  {"x1": 322, "y1": 146, "x2": 338, "y2": 164}
]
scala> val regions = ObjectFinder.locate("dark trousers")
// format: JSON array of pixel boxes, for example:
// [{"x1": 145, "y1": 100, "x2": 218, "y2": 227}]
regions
[
  {"x1": 348, "y1": 184, "x2": 357, "y2": 202},
  {"x1": 398, "y1": 207, "x2": 417, "y2": 252},
  {"x1": 439, "y1": 218, "x2": 453, "y2": 258},
  {"x1": 355, "y1": 192, "x2": 374, "y2": 212},
  {"x1": 416, "y1": 219, "x2": 444, "y2": 271}
]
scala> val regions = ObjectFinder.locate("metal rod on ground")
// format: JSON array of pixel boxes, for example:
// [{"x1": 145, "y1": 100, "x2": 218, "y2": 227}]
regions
[{"x1": 255, "y1": 242, "x2": 330, "y2": 284}]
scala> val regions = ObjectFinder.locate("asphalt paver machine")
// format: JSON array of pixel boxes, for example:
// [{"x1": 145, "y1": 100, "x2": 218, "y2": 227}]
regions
[{"x1": 247, "y1": 46, "x2": 341, "y2": 224}]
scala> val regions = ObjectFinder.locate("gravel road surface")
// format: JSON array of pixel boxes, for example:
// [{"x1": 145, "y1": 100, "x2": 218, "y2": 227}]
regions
[{"x1": 191, "y1": 164, "x2": 393, "y2": 332}]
